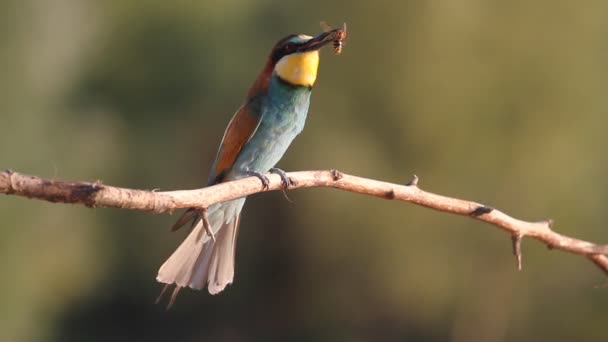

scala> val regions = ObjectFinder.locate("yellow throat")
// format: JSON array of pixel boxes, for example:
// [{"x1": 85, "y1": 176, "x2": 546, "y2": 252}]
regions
[{"x1": 275, "y1": 51, "x2": 320, "y2": 87}]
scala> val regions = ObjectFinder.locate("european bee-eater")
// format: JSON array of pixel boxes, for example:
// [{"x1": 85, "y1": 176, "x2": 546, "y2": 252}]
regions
[{"x1": 156, "y1": 27, "x2": 345, "y2": 306}]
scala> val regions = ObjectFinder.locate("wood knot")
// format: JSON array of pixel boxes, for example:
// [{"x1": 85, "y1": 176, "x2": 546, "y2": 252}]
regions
[
  {"x1": 330, "y1": 169, "x2": 343, "y2": 181},
  {"x1": 73, "y1": 183, "x2": 104, "y2": 207},
  {"x1": 385, "y1": 189, "x2": 396, "y2": 199},
  {"x1": 470, "y1": 205, "x2": 494, "y2": 216}
]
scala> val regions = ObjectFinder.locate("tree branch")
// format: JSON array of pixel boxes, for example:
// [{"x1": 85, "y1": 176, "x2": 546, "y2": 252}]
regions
[{"x1": 2, "y1": 168, "x2": 607, "y2": 276}]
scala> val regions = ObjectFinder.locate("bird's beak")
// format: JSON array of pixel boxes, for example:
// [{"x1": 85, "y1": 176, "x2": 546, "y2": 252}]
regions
[{"x1": 299, "y1": 30, "x2": 339, "y2": 52}]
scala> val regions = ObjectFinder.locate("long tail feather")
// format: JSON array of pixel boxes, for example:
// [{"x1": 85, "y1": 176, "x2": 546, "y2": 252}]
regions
[{"x1": 156, "y1": 199, "x2": 245, "y2": 301}]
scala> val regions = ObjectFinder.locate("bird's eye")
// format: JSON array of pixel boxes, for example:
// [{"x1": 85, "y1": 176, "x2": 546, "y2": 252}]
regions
[{"x1": 283, "y1": 43, "x2": 296, "y2": 52}]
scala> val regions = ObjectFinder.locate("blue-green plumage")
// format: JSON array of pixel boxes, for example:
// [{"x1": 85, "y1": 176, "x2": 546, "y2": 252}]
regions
[{"x1": 229, "y1": 77, "x2": 311, "y2": 179}]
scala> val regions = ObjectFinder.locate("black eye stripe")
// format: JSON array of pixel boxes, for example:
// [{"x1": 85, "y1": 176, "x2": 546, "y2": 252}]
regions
[{"x1": 271, "y1": 34, "x2": 300, "y2": 64}]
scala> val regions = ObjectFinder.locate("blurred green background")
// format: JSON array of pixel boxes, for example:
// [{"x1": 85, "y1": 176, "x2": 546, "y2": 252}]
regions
[{"x1": 2, "y1": 0, "x2": 608, "y2": 341}]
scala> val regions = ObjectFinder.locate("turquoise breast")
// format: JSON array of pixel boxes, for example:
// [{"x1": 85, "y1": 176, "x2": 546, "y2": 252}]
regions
[{"x1": 231, "y1": 75, "x2": 312, "y2": 176}]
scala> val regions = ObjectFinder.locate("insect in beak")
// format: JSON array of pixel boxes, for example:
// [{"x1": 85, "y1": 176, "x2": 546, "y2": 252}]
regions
[{"x1": 319, "y1": 21, "x2": 347, "y2": 54}]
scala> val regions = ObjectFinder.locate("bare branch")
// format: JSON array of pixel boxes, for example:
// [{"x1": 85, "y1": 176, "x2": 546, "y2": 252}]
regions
[{"x1": 2, "y1": 168, "x2": 608, "y2": 276}]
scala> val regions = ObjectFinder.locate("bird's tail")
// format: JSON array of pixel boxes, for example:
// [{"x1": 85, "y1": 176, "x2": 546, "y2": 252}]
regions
[{"x1": 156, "y1": 198, "x2": 245, "y2": 307}]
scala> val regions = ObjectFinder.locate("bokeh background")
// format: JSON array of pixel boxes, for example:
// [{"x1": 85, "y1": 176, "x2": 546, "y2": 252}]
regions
[{"x1": 2, "y1": 1, "x2": 608, "y2": 341}]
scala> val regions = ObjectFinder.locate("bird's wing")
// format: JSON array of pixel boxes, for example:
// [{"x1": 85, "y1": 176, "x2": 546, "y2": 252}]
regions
[
  {"x1": 171, "y1": 97, "x2": 263, "y2": 232},
  {"x1": 207, "y1": 96, "x2": 263, "y2": 184}
]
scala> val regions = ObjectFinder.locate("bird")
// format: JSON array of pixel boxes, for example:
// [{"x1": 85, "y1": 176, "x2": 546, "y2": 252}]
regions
[{"x1": 156, "y1": 26, "x2": 346, "y2": 307}]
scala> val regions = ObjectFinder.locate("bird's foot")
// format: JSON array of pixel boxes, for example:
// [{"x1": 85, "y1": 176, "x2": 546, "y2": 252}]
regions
[
  {"x1": 270, "y1": 167, "x2": 293, "y2": 189},
  {"x1": 198, "y1": 208, "x2": 216, "y2": 242},
  {"x1": 245, "y1": 170, "x2": 270, "y2": 190},
  {"x1": 270, "y1": 167, "x2": 294, "y2": 203}
]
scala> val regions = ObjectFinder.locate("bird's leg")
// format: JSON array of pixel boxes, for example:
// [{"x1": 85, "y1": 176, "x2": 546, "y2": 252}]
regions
[
  {"x1": 197, "y1": 208, "x2": 216, "y2": 242},
  {"x1": 270, "y1": 167, "x2": 294, "y2": 203},
  {"x1": 245, "y1": 169, "x2": 270, "y2": 190},
  {"x1": 269, "y1": 167, "x2": 293, "y2": 189}
]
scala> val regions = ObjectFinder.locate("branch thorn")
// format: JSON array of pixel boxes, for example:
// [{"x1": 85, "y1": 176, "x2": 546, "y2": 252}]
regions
[
  {"x1": 511, "y1": 233, "x2": 523, "y2": 271},
  {"x1": 406, "y1": 175, "x2": 419, "y2": 186}
]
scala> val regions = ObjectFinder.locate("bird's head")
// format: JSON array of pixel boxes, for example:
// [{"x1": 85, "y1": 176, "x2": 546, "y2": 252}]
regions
[{"x1": 270, "y1": 30, "x2": 341, "y2": 88}]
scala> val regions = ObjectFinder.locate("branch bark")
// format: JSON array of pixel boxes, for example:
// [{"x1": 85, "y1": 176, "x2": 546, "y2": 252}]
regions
[{"x1": 2, "y1": 168, "x2": 607, "y2": 276}]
